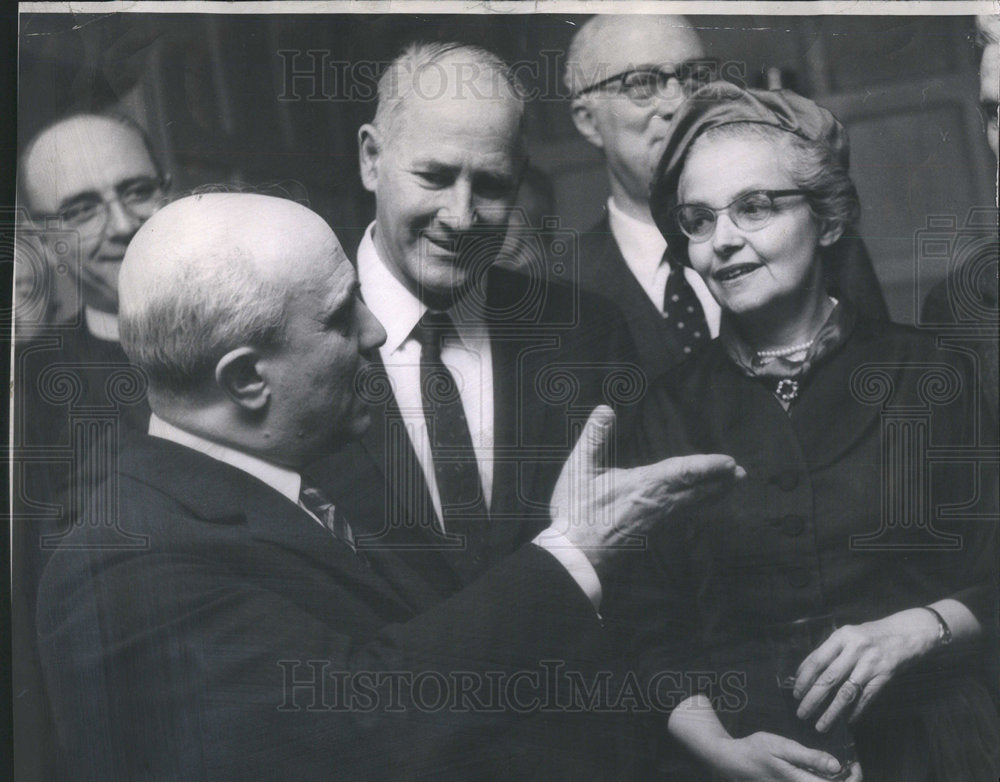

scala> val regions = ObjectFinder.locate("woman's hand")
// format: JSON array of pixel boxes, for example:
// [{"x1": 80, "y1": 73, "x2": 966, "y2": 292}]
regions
[
  {"x1": 715, "y1": 732, "x2": 862, "y2": 782},
  {"x1": 793, "y1": 608, "x2": 943, "y2": 731}
]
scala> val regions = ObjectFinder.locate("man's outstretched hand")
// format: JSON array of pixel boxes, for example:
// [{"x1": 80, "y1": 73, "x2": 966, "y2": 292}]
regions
[{"x1": 545, "y1": 405, "x2": 745, "y2": 578}]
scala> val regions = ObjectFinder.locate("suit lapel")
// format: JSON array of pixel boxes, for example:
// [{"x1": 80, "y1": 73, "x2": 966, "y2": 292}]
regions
[
  {"x1": 122, "y1": 432, "x2": 416, "y2": 613},
  {"x1": 581, "y1": 216, "x2": 686, "y2": 378},
  {"x1": 790, "y1": 320, "x2": 888, "y2": 470},
  {"x1": 485, "y1": 271, "x2": 555, "y2": 543}
]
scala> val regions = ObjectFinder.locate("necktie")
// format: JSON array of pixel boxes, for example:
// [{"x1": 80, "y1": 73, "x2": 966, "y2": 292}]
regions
[
  {"x1": 662, "y1": 252, "x2": 710, "y2": 357},
  {"x1": 414, "y1": 311, "x2": 489, "y2": 540},
  {"x1": 299, "y1": 482, "x2": 356, "y2": 550}
]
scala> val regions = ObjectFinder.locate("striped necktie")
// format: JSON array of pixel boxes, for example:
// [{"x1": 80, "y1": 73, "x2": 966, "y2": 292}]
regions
[{"x1": 299, "y1": 482, "x2": 356, "y2": 550}]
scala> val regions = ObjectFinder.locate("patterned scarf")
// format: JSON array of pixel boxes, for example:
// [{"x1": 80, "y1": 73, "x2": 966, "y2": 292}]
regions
[{"x1": 720, "y1": 299, "x2": 856, "y2": 410}]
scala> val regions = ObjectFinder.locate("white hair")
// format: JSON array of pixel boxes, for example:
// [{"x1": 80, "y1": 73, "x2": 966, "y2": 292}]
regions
[
  {"x1": 372, "y1": 41, "x2": 525, "y2": 144},
  {"x1": 119, "y1": 209, "x2": 290, "y2": 395}
]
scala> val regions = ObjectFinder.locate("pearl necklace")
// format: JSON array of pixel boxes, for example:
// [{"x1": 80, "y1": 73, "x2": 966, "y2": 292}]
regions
[{"x1": 756, "y1": 339, "x2": 815, "y2": 359}]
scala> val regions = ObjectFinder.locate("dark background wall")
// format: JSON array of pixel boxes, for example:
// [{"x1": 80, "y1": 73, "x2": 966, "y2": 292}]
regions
[{"x1": 18, "y1": 12, "x2": 996, "y2": 323}]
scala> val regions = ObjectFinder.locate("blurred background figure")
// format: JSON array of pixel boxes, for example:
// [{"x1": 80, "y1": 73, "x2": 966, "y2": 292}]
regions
[
  {"x1": 977, "y1": 14, "x2": 1000, "y2": 158},
  {"x1": 13, "y1": 112, "x2": 170, "y2": 782},
  {"x1": 920, "y1": 13, "x2": 999, "y2": 428},
  {"x1": 495, "y1": 164, "x2": 559, "y2": 274},
  {"x1": 12, "y1": 225, "x2": 60, "y2": 341}
]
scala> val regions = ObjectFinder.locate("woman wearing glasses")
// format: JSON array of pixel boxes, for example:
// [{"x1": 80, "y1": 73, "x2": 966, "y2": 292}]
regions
[{"x1": 613, "y1": 83, "x2": 998, "y2": 781}]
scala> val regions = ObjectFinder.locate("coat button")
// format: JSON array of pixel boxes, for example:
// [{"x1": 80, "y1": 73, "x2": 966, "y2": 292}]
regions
[
  {"x1": 786, "y1": 567, "x2": 811, "y2": 587},
  {"x1": 771, "y1": 471, "x2": 800, "y2": 492},
  {"x1": 783, "y1": 514, "x2": 805, "y2": 536}
]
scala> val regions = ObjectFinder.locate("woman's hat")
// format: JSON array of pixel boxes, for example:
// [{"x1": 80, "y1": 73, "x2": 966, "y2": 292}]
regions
[{"x1": 650, "y1": 81, "x2": 850, "y2": 249}]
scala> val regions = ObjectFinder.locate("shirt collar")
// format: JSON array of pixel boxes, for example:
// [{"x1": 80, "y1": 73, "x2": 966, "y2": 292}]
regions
[
  {"x1": 85, "y1": 306, "x2": 120, "y2": 342},
  {"x1": 148, "y1": 414, "x2": 302, "y2": 506},
  {"x1": 357, "y1": 222, "x2": 487, "y2": 354},
  {"x1": 606, "y1": 197, "x2": 668, "y2": 289}
]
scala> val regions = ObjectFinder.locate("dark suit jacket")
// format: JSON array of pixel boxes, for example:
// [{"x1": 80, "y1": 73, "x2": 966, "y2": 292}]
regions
[
  {"x1": 921, "y1": 269, "x2": 998, "y2": 429},
  {"x1": 12, "y1": 321, "x2": 150, "y2": 782},
  {"x1": 307, "y1": 264, "x2": 641, "y2": 590},
  {"x1": 37, "y1": 431, "x2": 620, "y2": 781},
  {"x1": 608, "y1": 314, "x2": 998, "y2": 779},
  {"x1": 575, "y1": 215, "x2": 890, "y2": 381}
]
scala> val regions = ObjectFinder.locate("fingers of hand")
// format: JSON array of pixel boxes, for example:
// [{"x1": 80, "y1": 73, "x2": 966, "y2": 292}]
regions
[
  {"x1": 559, "y1": 406, "x2": 616, "y2": 491},
  {"x1": 793, "y1": 634, "x2": 845, "y2": 701},
  {"x1": 580, "y1": 405, "x2": 615, "y2": 464},
  {"x1": 797, "y1": 645, "x2": 857, "y2": 721},
  {"x1": 814, "y1": 674, "x2": 865, "y2": 733},
  {"x1": 670, "y1": 453, "x2": 742, "y2": 486},
  {"x1": 765, "y1": 734, "x2": 844, "y2": 780},
  {"x1": 849, "y1": 672, "x2": 888, "y2": 724}
]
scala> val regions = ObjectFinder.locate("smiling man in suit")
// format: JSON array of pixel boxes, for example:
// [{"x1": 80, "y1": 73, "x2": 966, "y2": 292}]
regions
[
  {"x1": 34, "y1": 191, "x2": 744, "y2": 780},
  {"x1": 312, "y1": 41, "x2": 639, "y2": 591},
  {"x1": 565, "y1": 15, "x2": 889, "y2": 378}
]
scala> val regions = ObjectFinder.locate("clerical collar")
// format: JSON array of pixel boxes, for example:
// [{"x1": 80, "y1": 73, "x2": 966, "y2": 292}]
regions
[{"x1": 85, "y1": 306, "x2": 120, "y2": 342}]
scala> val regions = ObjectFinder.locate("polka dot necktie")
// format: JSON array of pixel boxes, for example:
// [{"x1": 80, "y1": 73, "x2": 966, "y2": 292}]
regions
[
  {"x1": 413, "y1": 311, "x2": 489, "y2": 538},
  {"x1": 662, "y1": 252, "x2": 710, "y2": 357}
]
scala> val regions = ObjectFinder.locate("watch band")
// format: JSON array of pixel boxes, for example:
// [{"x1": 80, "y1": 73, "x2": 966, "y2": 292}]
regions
[{"x1": 921, "y1": 605, "x2": 953, "y2": 647}]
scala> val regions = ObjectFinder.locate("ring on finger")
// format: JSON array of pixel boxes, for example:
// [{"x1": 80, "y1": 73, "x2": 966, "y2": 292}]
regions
[{"x1": 842, "y1": 678, "x2": 863, "y2": 701}]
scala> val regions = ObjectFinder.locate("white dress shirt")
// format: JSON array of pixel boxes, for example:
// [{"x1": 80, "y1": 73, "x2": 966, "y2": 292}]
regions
[
  {"x1": 607, "y1": 198, "x2": 722, "y2": 338},
  {"x1": 147, "y1": 414, "x2": 330, "y2": 529},
  {"x1": 358, "y1": 223, "x2": 601, "y2": 608},
  {"x1": 357, "y1": 225, "x2": 494, "y2": 520}
]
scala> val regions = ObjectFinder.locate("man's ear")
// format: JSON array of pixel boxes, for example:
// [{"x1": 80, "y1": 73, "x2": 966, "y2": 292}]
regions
[
  {"x1": 818, "y1": 219, "x2": 845, "y2": 247},
  {"x1": 215, "y1": 347, "x2": 269, "y2": 411},
  {"x1": 570, "y1": 99, "x2": 605, "y2": 151},
  {"x1": 358, "y1": 124, "x2": 381, "y2": 193}
]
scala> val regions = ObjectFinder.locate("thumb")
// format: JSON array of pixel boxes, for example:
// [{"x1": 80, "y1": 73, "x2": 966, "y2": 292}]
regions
[{"x1": 571, "y1": 405, "x2": 616, "y2": 475}]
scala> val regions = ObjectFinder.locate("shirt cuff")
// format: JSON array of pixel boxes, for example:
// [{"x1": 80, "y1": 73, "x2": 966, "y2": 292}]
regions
[{"x1": 532, "y1": 530, "x2": 603, "y2": 611}]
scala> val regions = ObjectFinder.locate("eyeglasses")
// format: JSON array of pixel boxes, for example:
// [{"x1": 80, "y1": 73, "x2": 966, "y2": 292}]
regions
[
  {"x1": 47, "y1": 177, "x2": 167, "y2": 233},
  {"x1": 574, "y1": 59, "x2": 718, "y2": 104},
  {"x1": 672, "y1": 190, "x2": 809, "y2": 242}
]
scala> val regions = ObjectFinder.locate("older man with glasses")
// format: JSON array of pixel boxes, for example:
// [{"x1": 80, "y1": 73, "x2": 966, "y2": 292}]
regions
[
  {"x1": 13, "y1": 112, "x2": 170, "y2": 780},
  {"x1": 565, "y1": 15, "x2": 888, "y2": 379}
]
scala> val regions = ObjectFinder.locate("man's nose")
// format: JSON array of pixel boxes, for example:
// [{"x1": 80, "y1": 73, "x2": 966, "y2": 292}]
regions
[
  {"x1": 357, "y1": 300, "x2": 387, "y2": 355},
  {"x1": 104, "y1": 199, "x2": 143, "y2": 240},
  {"x1": 438, "y1": 182, "x2": 476, "y2": 232}
]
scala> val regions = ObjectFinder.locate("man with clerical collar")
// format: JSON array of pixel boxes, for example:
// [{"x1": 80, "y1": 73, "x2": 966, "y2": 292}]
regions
[{"x1": 13, "y1": 112, "x2": 170, "y2": 775}]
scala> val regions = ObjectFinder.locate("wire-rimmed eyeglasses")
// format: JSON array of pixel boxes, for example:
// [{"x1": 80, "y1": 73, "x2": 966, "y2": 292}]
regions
[{"x1": 672, "y1": 190, "x2": 809, "y2": 242}]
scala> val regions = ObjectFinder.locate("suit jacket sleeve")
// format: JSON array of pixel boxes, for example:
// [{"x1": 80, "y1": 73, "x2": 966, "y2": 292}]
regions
[{"x1": 37, "y1": 500, "x2": 609, "y2": 781}]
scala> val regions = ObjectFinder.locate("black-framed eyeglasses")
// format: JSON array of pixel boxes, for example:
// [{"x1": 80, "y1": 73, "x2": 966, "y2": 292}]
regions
[
  {"x1": 672, "y1": 190, "x2": 809, "y2": 242},
  {"x1": 574, "y1": 59, "x2": 718, "y2": 104},
  {"x1": 44, "y1": 176, "x2": 168, "y2": 232}
]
